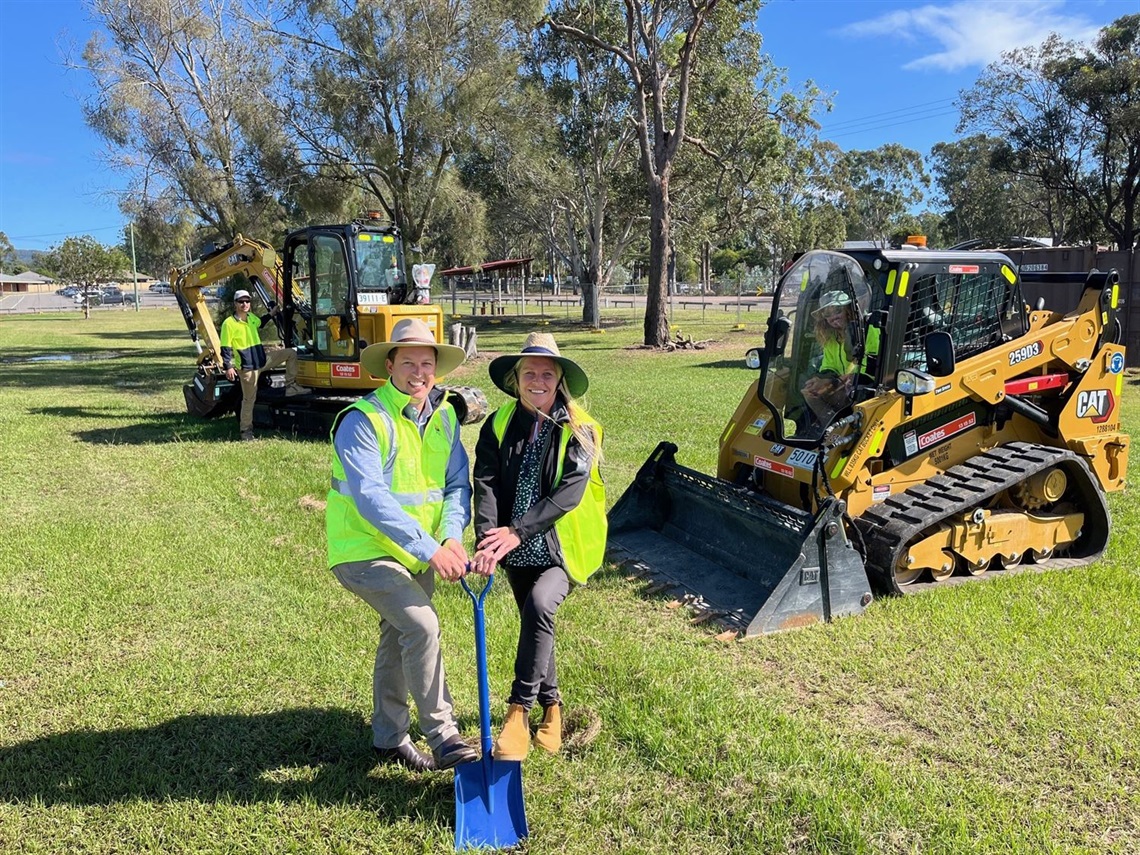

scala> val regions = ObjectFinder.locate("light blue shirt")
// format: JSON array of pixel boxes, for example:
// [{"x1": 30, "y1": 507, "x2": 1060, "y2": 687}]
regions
[{"x1": 333, "y1": 394, "x2": 471, "y2": 565}]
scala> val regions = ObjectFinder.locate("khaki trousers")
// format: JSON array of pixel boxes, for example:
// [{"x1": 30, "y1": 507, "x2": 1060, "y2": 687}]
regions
[
  {"x1": 237, "y1": 347, "x2": 298, "y2": 431},
  {"x1": 332, "y1": 557, "x2": 460, "y2": 751}
]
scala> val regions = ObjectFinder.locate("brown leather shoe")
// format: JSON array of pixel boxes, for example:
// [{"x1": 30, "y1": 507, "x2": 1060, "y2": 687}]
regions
[
  {"x1": 373, "y1": 742, "x2": 437, "y2": 772},
  {"x1": 433, "y1": 734, "x2": 478, "y2": 769}
]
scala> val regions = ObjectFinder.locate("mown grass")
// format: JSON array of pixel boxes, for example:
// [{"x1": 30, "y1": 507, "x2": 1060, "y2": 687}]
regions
[{"x1": 1, "y1": 308, "x2": 1138, "y2": 854}]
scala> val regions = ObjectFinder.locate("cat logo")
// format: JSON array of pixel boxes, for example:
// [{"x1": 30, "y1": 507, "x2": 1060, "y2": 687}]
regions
[{"x1": 1075, "y1": 389, "x2": 1114, "y2": 424}]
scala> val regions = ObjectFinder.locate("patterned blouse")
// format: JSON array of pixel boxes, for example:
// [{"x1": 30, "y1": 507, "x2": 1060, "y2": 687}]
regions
[{"x1": 505, "y1": 416, "x2": 557, "y2": 568}]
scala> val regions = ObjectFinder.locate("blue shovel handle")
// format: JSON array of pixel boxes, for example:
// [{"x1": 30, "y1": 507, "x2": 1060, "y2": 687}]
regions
[{"x1": 460, "y1": 572, "x2": 494, "y2": 757}]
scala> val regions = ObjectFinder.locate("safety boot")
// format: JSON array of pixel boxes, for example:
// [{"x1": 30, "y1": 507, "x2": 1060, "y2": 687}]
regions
[
  {"x1": 493, "y1": 703, "x2": 530, "y2": 761},
  {"x1": 532, "y1": 703, "x2": 562, "y2": 754}
]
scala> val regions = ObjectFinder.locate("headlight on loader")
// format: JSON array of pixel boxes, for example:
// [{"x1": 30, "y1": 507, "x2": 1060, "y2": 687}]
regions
[{"x1": 896, "y1": 368, "x2": 936, "y2": 396}]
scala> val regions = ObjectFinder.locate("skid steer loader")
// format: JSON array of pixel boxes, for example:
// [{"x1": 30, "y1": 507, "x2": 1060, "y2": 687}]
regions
[{"x1": 608, "y1": 248, "x2": 1129, "y2": 635}]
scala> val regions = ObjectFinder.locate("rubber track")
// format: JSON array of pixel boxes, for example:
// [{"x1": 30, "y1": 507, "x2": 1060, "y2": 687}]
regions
[{"x1": 854, "y1": 441, "x2": 1111, "y2": 595}]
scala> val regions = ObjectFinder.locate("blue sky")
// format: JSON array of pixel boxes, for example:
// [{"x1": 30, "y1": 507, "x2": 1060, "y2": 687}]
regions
[{"x1": 1, "y1": 0, "x2": 1136, "y2": 252}]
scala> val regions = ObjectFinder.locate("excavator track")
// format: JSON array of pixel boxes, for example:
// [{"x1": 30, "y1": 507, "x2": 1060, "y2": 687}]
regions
[{"x1": 855, "y1": 442, "x2": 1111, "y2": 595}]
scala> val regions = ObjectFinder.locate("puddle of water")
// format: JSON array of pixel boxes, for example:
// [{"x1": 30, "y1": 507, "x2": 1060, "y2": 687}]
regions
[{"x1": 1, "y1": 351, "x2": 131, "y2": 364}]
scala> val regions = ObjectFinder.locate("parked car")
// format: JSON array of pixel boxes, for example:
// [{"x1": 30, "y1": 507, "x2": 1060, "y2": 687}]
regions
[
  {"x1": 99, "y1": 287, "x2": 136, "y2": 306},
  {"x1": 149, "y1": 281, "x2": 173, "y2": 294},
  {"x1": 57, "y1": 286, "x2": 79, "y2": 297},
  {"x1": 74, "y1": 289, "x2": 102, "y2": 306}
]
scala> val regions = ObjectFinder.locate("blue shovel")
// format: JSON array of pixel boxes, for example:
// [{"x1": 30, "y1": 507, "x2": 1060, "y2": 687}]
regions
[{"x1": 454, "y1": 573, "x2": 528, "y2": 850}]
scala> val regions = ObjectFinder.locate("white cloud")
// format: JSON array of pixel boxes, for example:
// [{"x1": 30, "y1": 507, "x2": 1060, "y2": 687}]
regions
[{"x1": 838, "y1": 0, "x2": 1106, "y2": 72}]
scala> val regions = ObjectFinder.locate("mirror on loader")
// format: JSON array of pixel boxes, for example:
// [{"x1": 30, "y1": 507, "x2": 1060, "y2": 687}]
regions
[{"x1": 924, "y1": 330, "x2": 956, "y2": 377}]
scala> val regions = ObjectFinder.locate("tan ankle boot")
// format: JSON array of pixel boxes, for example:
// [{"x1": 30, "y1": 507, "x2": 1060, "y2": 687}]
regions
[
  {"x1": 493, "y1": 703, "x2": 530, "y2": 761},
  {"x1": 532, "y1": 704, "x2": 562, "y2": 754}
]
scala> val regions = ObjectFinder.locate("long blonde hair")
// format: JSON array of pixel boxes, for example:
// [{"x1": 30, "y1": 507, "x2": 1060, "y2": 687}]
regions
[
  {"x1": 504, "y1": 363, "x2": 603, "y2": 465},
  {"x1": 813, "y1": 303, "x2": 855, "y2": 347}
]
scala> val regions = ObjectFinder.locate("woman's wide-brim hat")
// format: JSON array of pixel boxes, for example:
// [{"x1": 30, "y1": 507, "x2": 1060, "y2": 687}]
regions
[
  {"x1": 812, "y1": 290, "x2": 853, "y2": 318},
  {"x1": 489, "y1": 332, "x2": 589, "y2": 398},
  {"x1": 360, "y1": 317, "x2": 466, "y2": 379}
]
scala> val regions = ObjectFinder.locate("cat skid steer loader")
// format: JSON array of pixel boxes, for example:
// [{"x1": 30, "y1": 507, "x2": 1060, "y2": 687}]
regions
[
  {"x1": 173, "y1": 216, "x2": 486, "y2": 433},
  {"x1": 609, "y1": 248, "x2": 1129, "y2": 635}
]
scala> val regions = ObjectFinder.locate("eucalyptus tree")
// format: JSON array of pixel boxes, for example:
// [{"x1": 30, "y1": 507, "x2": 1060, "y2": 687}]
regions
[
  {"x1": 523, "y1": 19, "x2": 646, "y2": 327},
  {"x1": 840, "y1": 144, "x2": 930, "y2": 246},
  {"x1": 81, "y1": 0, "x2": 285, "y2": 245},
  {"x1": 546, "y1": 0, "x2": 763, "y2": 346},
  {"x1": 120, "y1": 193, "x2": 197, "y2": 277},
  {"x1": 262, "y1": 0, "x2": 540, "y2": 270},
  {"x1": 957, "y1": 14, "x2": 1140, "y2": 250},
  {"x1": 47, "y1": 236, "x2": 130, "y2": 319},
  {"x1": 929, "y1": 135, "x2": 1050, "y2": 245},
  {"x1": 676, "y1": 50, "x2": 840, "y2": 283}
]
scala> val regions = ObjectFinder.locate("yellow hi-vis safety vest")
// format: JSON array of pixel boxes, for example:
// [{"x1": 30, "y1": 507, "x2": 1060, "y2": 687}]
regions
[
  {"x1": 491, "y1": 400, "x2": 606, "y2": 585},
  {"x1": 327, "y1": 383, "x2": 456, "y2": 572}
]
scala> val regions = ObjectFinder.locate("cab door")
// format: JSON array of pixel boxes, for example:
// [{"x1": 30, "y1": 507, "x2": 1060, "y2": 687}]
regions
[{"x1": 286, "y1": 230, "x2": 358, "y2": 363}]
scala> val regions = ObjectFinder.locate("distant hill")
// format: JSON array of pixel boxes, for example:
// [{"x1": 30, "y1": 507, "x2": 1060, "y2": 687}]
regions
[{"x1": 16, "y1": 249, "x2": 46, "y2": 265}]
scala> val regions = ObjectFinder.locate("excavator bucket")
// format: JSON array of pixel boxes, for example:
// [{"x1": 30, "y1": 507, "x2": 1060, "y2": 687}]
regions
[{"x1": 607, "y1": 443, "x2": 873, "y2": 636}]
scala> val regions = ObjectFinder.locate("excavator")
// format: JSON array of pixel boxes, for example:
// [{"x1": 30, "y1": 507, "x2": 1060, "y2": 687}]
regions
[
  {"x1": 609, "y1": 246, "x2": 1129, "y2": 635},
  {"x1": 173, "y1": 216, "x2": 486, "y2": 433}
]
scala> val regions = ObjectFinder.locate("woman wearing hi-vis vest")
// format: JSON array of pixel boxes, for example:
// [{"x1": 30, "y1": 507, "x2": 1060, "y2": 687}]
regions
[{"x1": 471, "y1": 332, "x2": 606, "y2": 760}]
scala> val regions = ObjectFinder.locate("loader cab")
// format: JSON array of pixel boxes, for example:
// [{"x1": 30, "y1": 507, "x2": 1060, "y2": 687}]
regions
[
  {"x1": 758, "y1": 251, "x2": 881, "y2": 443},
  {"x1": 871, "y1": 251, "x2": 1027, "y2": 381}
]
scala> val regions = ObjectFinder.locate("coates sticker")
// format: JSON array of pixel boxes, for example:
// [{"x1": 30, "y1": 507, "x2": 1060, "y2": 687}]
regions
[
  {"x1": 332, "y1": 363, "x2": 361, "y2": 379},
  {"x1": 754, "y1": 455, "x2": 795, "y2": 478},
  {"x1": 1076, "y1": 389, "x2": 1114, "y2": 423},
  {"x1": 948, "y1": 264, "x2": 979, "y2": 274},
  {"x1": 872, "y1": 485, "x2": 891, "y2": 502},
  {"x1": 1109, "y1": 352, "x2": 1125, "y2": 374},
  {"x1": 918, "y1": 412, "x2": 976, "y2": 450}
]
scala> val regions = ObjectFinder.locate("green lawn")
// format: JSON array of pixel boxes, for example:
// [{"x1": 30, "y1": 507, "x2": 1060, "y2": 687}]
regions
[{"x1": 1, "y1": 309, "x2": 1138, "y2": 854}]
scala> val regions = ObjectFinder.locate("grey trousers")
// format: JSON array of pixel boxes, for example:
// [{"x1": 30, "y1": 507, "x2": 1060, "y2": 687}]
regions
[
  {"x1": 504, "y1": 564, "x2": 570, "y2": 710},
  {"x1": 332, "y1": 558, "x2": 460, "y2": 751}
]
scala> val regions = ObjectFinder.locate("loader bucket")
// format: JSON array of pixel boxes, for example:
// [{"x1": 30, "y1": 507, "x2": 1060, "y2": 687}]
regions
[{"x1": 607, "y1": 442, "x2": 872, "y2": 636}]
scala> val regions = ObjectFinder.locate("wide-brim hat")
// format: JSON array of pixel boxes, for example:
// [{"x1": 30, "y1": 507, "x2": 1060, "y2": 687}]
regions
[
  {"x1": 360, "y1": 317, "x2": 466, "y2": 379},
  {"x1": 812, "y1": 290, "x2": 852, "y2": 318},
  {"x1": 489, "y1": 332, "x2": 589, "y2": 398}
]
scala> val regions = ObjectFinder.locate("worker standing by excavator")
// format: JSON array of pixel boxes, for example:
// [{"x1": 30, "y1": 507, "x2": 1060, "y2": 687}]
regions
[{"x1": 221, "y1": 288, "x2": 305, "y2": 441}]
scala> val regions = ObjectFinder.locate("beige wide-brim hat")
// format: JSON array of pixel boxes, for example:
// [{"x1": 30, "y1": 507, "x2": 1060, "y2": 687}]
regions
[
  {"x1": 489, "y1": 332, "x2": 589, "y2": 398},
  {"x1": 360, "y1": 317, "x2": 466, "y2": 379},
  {"x1": 811, "y1": 290, "x2": 853, "y2": 318}
]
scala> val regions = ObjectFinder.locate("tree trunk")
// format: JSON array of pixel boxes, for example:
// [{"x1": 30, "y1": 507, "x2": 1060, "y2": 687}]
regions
[{"x1": 644, "y1": 180, "x2": 670, "y2": 346}]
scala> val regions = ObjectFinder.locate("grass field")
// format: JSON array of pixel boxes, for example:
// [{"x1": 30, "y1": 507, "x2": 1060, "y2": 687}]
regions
[{"x1": 1, "y1": 308, "x2": 1138, "y2": 854}]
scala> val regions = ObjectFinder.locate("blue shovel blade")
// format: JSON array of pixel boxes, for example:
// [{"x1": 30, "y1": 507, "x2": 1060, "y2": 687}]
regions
[{"x1": 454, "y1": 758, "x2": 528, "y2": 850}]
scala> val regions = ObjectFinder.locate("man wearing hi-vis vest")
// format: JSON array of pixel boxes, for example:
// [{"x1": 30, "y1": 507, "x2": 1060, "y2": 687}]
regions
[{"x1": 327, "y1": 318, "x2": 487, "y2": 773}]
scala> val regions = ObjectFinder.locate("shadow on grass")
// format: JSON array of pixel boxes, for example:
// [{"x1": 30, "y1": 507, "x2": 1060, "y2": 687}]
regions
[
  {"x1": 29, "y1": 406, "x2": 236, "y2": 444},
  {"x1": 0, "y1": 707, "x2": 454, "y2": 817}
]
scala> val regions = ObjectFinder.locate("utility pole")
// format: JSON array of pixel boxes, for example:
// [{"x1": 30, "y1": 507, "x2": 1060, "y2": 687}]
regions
[{"x1": 129, "y1": 222, "x2": 140, "y2": 312}]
